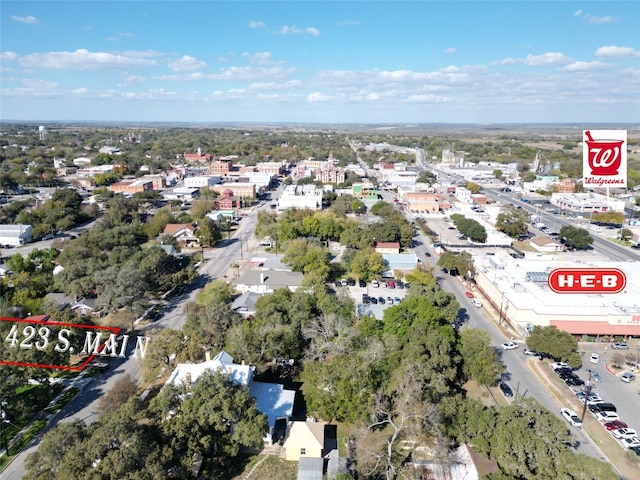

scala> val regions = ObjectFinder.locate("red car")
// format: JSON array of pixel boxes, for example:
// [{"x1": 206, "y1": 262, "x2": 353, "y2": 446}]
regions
[
  {"x1": 465, "y1": 291, "x2": 474, "y2": 298},
  {"x1": 604, "y1": 420, "x2": 627, "y2": 431}
]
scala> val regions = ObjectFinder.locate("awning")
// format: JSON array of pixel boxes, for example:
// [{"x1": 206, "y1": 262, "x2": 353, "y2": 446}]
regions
[{"x1": 550, "y1": 320, "x2": 640, "y2": 336}]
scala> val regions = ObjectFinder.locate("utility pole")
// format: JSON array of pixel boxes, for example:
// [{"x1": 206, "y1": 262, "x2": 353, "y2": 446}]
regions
[
  {"x1": 1, "y1": 400, "x2": 9, "y2": 456},
  {"x1": 579, "y1": 372, "x2": 593, "y2": 423}
]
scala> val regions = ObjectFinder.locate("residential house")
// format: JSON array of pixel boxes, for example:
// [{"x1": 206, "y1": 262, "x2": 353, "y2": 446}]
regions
[
  {"x1": 163, "y1": 223, "x2": 199, "y2": 247},
  {"x1": 165, "y1": 351, "x2": 296, "y2": 444},
  {"x1": 529, "y1": 236, "x2": 563, "y2": 253},
  {"x1": 44, "y1": 292, "x2": 76, "y2": 310},
  {"x1": 230, "y1": 291, "x2": 261, "y2": 318},
  {"x1": 0, "y1": 224, "x2": 33, "y2": 246},
  {"x1": 71, "y1": 298, "x2": 100, "y2": 316},
  {"x1": 282, "y1": 420, "x2": 339, "y2": 480},
  {"x1": 375, "y1": 242, "x2": 401, "y2": 255},
  {"x1": 235, "y1": 269, "x2": 304, "y2": 294}
]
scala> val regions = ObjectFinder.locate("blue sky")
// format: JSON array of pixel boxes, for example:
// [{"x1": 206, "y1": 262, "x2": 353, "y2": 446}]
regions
[{"x1": 1, "y1": 1, "x2": 639, "y2": 124}]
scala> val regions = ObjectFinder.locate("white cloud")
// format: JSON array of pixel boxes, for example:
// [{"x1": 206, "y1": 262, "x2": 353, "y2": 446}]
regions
[
  {"x1": 73, "y1": 87, "x2": 89, "y2": 94},
  {"x1": 595, "y1": 45, "x2": 640, "y2": 59},
  {"x1": 0, "y1": 52, "x2": 18, "y2": 61},
  {"x1": 242, "y1": 52, "x2": 273, "y2": 65},
  {"x1": 523, "y1": 52, "x2": 573, "y2": 66},
  {"x1": 307, "y1": 92, "x2": 332, "y2": 102},
  {"x1": 278, "y1": 25, "x2": 320, "y2": 36},
  {"x1": 118, "y1": 75, "x2": 146, "y2": 87},
  {"x1": 574, "y1": 10, "x2": 614, "y2": 24},
  {"x1": 561, "y1": 61, "x2": 609, "y2": 72},
  {"x1": 588, "y1": 15, "x2": 613, "y2": 24},
  {"x1": 248, "y1": 20, "x2": 265, "y2": 28},
  {"x1": 11, "y1": 15, "x2": 38, "y2": 24},
  {"x1": 444, "y1": 48, "x2": 457, "y2": 54},
  {"x1": 18, "y1": 49, "x2": 157, "y2": 70},
  {"x1": 168, "y1": 55, "x2": 207, "y2": 72}
]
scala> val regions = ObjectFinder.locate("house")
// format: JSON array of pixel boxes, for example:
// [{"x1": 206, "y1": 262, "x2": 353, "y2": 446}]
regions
[
  {"x1": 236, "y1": 269, "x2": 304, "y2": 294},
  {"x1": 165, "y1": 351, "x2": 295, "y2": 444},
  {"x1": 44, "y1": 292, "x2": 76, "y2": 310},
  {"x1": 408, "y1": 444, "x2": 488, "y2": 480},
  {"x1": 282, "y1": 421, "x2": 337, "y2": 461},
  {"x1": 529, "y1": 236, "x2": 563, "y2": 253},
  {"x1": 375, "y1": 241, "x2": 401, "y2": 255},
  {"x1": 71, "y1": 298, "x2": 100, "y2": 316},
  {"x1": 381, "y1": 253, "x2": 419, "y2": 278},
  {"x1": 231, "y1": 291, "x2": 261, "y2": 318},
  {"x1": 163, "y1": 223, "x2": 199, "y2": 247},
  {"x1": 0, "y1": 224, "x2": 33, "y2": 246}
]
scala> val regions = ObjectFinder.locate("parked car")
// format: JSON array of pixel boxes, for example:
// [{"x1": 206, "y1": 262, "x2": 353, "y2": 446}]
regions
[
  {"x1": 523, "y1": 348, "x2": 538, "y2": 356},
  {"x1": 378, "y1": 297, "x2": 386, "y2": 305},
  {"x1": 588, "y1": 403, "x2": 617, "y2": 414},
  {"x1": 589, "y1": 353, "x2": 600, "y2": 364},
  {"x1": 619, "y1": 437, "x2": 640, "y2": 449},
  {"x1": 386, "y1": 280, "x2": 395, "y2": 289},
  {"x1": 471, "y1": 298, "x2": 482, "y2": 308},
  {"x1": 551, "y1": 362, "x2": 569, "y2": 371},
  {"x1": 612, "y1": 342, "x2": 629, "y2": 350},
  {"x1": 499, "y1": 382, "x2": 513, "y2": 397},
  {"x1": 465, "y1": 291, "x2": 474, "y2": 298},
  {"x1": 501, "y1": 341, "x2": 519, "y2": 351},
  {"x1": 595, "y1": 411, "x2": 620, "y2": 422},
  {"x1": 621, "y1": 372, "x2": 636, "y2": 383},
  {"x1": 371, "y1": 280, "x2": 380, "y2": 288},
  {"x1": 358, "y1": 279, "x2": 366, "y2": 288},
  {"x1": 612, "y1": 428, "x2": 637, "y2": 439},
  {"x1": 394, "y1": 297, "x2": 401, "y2": 304},
  {"x1": 369, "y1": 297, "x2": 378, "y2": 304},
  {"x1": 561, "y1": 408, "x2": 582, "y2": 427},
  {"x1": 604, "y1": 420, "x2": 627, "y2": 431},
  {"x1": 346, "y1": 278, "x2": 356, "y2": 286},
  {"x1": 386, "y1": 296, "x2": 394, "y2": 305}
]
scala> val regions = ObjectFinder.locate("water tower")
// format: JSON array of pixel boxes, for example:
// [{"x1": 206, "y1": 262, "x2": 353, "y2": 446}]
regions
[{"x1": 38, "y1": 125, "x2": 47, "y2": 141}]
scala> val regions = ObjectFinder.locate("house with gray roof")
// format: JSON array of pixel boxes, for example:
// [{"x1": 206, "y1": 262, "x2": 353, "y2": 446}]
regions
[{"x1": 236, "y1": 269, "x2": 304, "y2": 294}]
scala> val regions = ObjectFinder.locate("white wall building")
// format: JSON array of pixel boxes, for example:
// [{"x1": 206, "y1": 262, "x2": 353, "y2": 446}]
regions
[
  {"x1": 473, "y1": 253, "x2": 640, "y2": 339},
  {"x1": 184, "y1": 176, "x2": 221, "y2": 188},
  {"x1": 0, "y1": 224, "x2": 33, "y2": 246},
  {"x1": 277, "y1": 185, "x2": 322, "y2": 211},
  {"x1": 550, "y1": 192, "x2": 626, "y2": 213}
]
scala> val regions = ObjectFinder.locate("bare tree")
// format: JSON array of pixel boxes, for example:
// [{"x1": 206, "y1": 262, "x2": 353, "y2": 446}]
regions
[
  {"x1": 357, "y1": 379, "x2": 440, "y2": 480},
  {"x1": 301, "y1": 312, "x2": 355, "y2": 360}
]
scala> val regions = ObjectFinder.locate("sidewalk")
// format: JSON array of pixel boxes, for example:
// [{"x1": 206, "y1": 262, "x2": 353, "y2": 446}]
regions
[{"x1": 1, "y1": 369, "x2": 95, "y2": 467}]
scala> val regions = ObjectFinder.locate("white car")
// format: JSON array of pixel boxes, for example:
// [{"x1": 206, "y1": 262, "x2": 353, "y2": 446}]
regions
[
  {"x1": 585, "y1": 396, "x2": 604, "y2": 406},
  {"x1": 595, "y1": 411, "x2": 620, "y2": 422},
  {"x1": 612, "y1": 428, "x2": 637, "y2": 439},
  {"x1": 560, "y1": 408, "x2": 582, "y2": 427},
  {"x1": 550, "y1": 362, "x2": 569, "y2": 370},
  {"x1": 619, "y1": 437, "x2": 640, "y2": 449},
  {"x1": 502, "y1": 342, "x2": 519, "y2": 351}
]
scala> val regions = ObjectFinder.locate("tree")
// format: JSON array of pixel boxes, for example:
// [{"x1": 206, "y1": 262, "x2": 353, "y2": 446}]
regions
[
  {"x1": 437, "y1": 251, "x2": 475, "y2": 279},
  {"x1": 195, "y1": 217, "x2": 221, "y2": 247},
  {"x1": 526, "y1": 325, "x2": 579, "y2": 364},
  {"x1": 417, "y1": 170, "x2": 437, "y2": 184},
  {"x1": 495, "y1": 204, "x2": 530, "y2": 238},
  {"x1": 465, "y1": 181, "x2": 482, "y2": 194},
  {"x1": 24, "y1": 419, "x2": 88, "y2": 480},
  {"x1": 492, "y1": 169, "x2": 504, "y2": 179},
  {"x1": 559, "y1": 225, "x2": 593, "y2": 250},
  {"x1": 98, "y1": 373, "x2": 139, "y2": 414},
  {"x1": 459, "y1": 328, "x2": 501, "y2": 385},
  {"x1": 350, "y1": 248, "x2": 386, "y2": 281},
  {"x1": 151, "y1": 370, "x2": 268, "y2": 464},
  {"x1": 620, "y1": 228, "x2": 632, "y2": 241}
]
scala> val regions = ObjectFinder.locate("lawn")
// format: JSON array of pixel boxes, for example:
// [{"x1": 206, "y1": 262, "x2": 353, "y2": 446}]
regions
[{"x1": 229, "y1": 455, "x2": 298, "y2": 480}]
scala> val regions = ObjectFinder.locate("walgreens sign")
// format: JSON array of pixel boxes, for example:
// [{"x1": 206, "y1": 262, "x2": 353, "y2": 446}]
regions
[{"x1": 583, "y1": 130, "x2": 627, "y2": 187}]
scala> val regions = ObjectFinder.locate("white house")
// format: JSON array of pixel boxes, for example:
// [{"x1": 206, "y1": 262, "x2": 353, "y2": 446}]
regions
[
  {"x1": 0, "y1": 224, "x2": 33, "y2": 246},
  {"x1": 529, "y1": 236, "x2": 563, "y2": 253},
  {"x1": 165, "y1": 351, "x2": 295, "y2": 444},
  {"x1": 235, "y1": 269, "x2": 304, "y2": 294}
]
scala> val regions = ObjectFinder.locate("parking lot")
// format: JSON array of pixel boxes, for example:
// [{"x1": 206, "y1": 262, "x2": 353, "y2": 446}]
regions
[{"x1": 334, "y1": 279, "x2": 409, "y2": 320}]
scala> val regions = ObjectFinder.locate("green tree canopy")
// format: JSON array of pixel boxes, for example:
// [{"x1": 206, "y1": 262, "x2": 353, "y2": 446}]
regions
[
  {"x1": 559, "y1": 225, "x2": 593, "y2": 250},
  {"x1": 495, "y1": 204, "x2": 531, "y2": 238}
]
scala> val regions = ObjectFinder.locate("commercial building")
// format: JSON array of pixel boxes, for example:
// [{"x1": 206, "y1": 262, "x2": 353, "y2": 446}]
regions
[
  {"x1": 184, "y1": 176, "x2": 221, "y2": 188},
  {"x1": 277, "y1": 185, "x2": 323, "y2": 211},
  {"x1": 473, "y1": 253, "x2": 640, "y2": 339},
  {"x1": 0, "y1": 224, "x2": 33, "y2": 246},
  {"x1": 109, "y1": 179, "x2": 153, "y2": 195},
  {"x1": 550, "y1": 192, "x2": 626, "y2": 213}
]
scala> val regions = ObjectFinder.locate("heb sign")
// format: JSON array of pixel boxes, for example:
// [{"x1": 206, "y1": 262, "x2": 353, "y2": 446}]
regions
[
  {"x1": 583, "y1": 130, "x2": 627, "y2": 187},
  {"x1": 548, "y1": 268, "x2": 626, "y2": 294}
]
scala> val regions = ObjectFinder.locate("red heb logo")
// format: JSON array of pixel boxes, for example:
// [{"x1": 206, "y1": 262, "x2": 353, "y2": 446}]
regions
[{"x1": 548, "y1": 268, "x2": 626, "y2": 294}]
